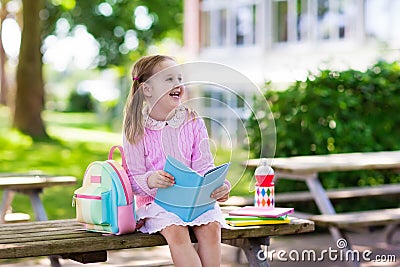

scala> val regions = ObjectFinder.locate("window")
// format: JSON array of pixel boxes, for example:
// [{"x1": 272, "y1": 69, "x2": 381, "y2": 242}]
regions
[
  {"x1": 272, "y1": 0, "x2": 357, "y2": 44},
  {"x1": 297, "y1": 0, "x2": 310, "y2": 41},
  {"x1": 200, "y1": 1, "x2": 258, "y2": 48},
  {"x1": 201, "y1": 10, "x2": 211, "y2": 47},
  {"x1": 273, "y1": 0, "x2": 310, "y2": 43},
  {"x1": 218, "y1": 9, "x2": 228, "y2": 46},
  {"x1": 316, "y1": 0, "x2": 357, "y2": 40},
  {"x1": 235, "y1": 5, "x2": 256, "y2": 45},
  {"x1": 273, "y1": 0, "x2": 288, "y2": 42}
]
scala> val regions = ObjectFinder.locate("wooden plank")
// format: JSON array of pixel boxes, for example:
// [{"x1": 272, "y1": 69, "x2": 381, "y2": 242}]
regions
[
  {"x1": 3, "y1": 212, "x2": 30, "y2": 223},
  {"x1": 277, "y1": 183, "x2": 400, "y2": 202},
  {"x1": 310, "y1": 208, "x2": 400, "y2": 228},
  {"x1": 0, "y1": 218, "x2": 314, "y2": 259},
  {"x1": 245, "y1": 151, "x2": 400, "y2": 174},
  {"x1": 0, "y1": 223, "x2": 81, "y2": 235},
  {"x1": 0, "y1": 234, "x2": 168, "y2": 259},
  {"x1": 62, "y1": 251, "x2": 107, "y2": 264},
  {"x1": 0, "y1": 219, "x2": 79, "y2": 231},
  {"x1": 221, "y1": 184, "x2": 400, "y2": 206},
  {"x1": 0, "y1": 176, "x2": 76, "y2": 190},
  {"x1": 0, "y1": 230, "x2": 100, "y2": 244}
]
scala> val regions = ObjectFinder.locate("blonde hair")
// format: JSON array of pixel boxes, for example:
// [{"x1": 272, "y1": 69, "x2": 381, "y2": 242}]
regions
[{"x1": 123, "y1": 55, "x2": 175, "y2": 144}]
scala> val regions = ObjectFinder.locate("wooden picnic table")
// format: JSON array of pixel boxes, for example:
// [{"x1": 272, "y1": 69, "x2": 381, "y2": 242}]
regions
[
  {"x1": 0, "y1": 174, "x2": 77, "y2": 222},
  {"x1": 0, "y1": 174, "x2": 77, "y2": 267},
  {"x1": 245, "y1": 150, "x2": 400, "y2": 247}
]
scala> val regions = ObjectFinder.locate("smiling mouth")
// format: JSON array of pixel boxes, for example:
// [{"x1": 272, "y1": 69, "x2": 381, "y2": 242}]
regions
[{"x1": 169, "y1": 88, "x2": 181, "y2": 98}]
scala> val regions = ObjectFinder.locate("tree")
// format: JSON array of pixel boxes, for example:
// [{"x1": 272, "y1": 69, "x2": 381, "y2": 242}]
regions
[
  {"x1": 0, "y1": 0, "x2": 11, "y2": 105},
  {"x1": 13, "y1": 0, "x2": 47, "y2": 138},
  {"x1": 12, "y1": 0, "x2": 183, "y2": 139},
  {"x1": 43, "y1": 0, "x2": 183, "y2": 67}
]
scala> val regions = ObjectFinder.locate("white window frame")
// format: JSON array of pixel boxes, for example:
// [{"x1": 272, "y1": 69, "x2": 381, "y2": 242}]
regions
[{"x1": 200, "y1": 0, "x2": 261, "y2": 49}]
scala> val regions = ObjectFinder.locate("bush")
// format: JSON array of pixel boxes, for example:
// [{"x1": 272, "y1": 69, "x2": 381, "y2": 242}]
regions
[
  {"x1": 247, "y1": 61, "x2": 400, "y2": 210},
  {"x1": 66, "y1": 90, "x2": 94, "y2": 112}
]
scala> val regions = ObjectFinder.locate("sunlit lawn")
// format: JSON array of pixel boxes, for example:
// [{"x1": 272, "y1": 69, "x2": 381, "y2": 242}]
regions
[{"x1": 0, "y1": 106, "x2": 253, "y2": 220}]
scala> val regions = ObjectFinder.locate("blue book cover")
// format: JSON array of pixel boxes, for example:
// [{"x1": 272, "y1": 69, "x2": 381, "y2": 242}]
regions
[{"x1": 155, "y1": 155, "x2": 230, "y2": 222}]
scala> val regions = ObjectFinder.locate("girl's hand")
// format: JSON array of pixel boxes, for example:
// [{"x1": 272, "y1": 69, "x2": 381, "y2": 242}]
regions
[
  {"x1": 148, "y1": 170, "x2": 175, "y2": 189},
  {"x1": 211, "y1": 183, "x2": 230, "y2": 202}
]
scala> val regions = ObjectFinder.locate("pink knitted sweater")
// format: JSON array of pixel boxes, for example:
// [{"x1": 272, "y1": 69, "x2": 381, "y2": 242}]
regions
[{"x1": 123, "y1": 107, "x2": 231, "y2": 208}]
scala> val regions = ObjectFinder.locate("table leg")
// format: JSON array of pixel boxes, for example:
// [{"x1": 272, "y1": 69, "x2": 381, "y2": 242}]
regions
[
  {"x1": 305, "y1": 177, "x2": 344, "y2": 242},
  {"x1": 243, "y1": 237, "x2": 270, "y2": 267},
  {"x1": 28, "y1": 190, "x2": 61, "y2": 267},
  {"x1": 28, "y1": 189, "x2": 48, "y2": 221},
  {"x1": 306, "y1": 177, "x2": 360, "y2": 267},
  {"x1": 384, "y1": 223, "x2": 399, "y2": 244},
  {"x1": 0, "y1": 190, "x2": 15, "y2": 223},
  {"x1": 223, "y1": 237, "x2": 270, "y2": 267}
]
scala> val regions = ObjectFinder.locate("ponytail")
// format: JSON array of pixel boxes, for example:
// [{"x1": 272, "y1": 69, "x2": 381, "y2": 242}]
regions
[{"x1": 123, "y1": 82, "x2": 145, "y2": 144}]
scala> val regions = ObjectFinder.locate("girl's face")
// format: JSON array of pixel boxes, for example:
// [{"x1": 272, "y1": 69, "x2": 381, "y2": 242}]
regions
[{"x1": 144, "y1": 59, "x2": 185, "y2": 119}]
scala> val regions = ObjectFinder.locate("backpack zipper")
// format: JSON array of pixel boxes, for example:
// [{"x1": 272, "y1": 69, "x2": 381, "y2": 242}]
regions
[
  {"x1": 72, "y1": 194, "x2": 102, "y2": 207},
  {"x1": 107, "y1": 162, "x2": 130, "y2": 204}
]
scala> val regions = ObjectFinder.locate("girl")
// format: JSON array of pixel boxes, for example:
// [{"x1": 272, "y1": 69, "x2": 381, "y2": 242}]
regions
[{"x1": 122, "y1": 55, "x2": 231, "y2": 267}]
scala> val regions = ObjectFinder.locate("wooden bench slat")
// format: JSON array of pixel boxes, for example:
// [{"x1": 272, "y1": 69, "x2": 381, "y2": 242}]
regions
[
  {"x1": 310, "y1": 208, "x2": 400, "y2": 228},
  {"x1": 0, "y1": 218, "x2": 314, "y2": 259},
  {"x1": 0, "y1": 219, "x2": 80, "y2": 231},
  {"x1": 0, "y1": 223, "x2": 81, "y2": 233},
  {"x1": 0, "y1": 176, "x2": 76, "y2": 190},
  {"x1": 222, "y1": 184, "x2": 400, "y2": 206},
  {"x1": 0, "y1": 230, "x2": 100, "y2": 244},
  {"x1": 3, "y1": 212, "x2": 30, "y2": 223},
  {"x1": 281, "y1": 183, "x2": 400, "y2": 202},
  {"x1": 0, "y1": 233, "x2": 98, "y2": 245}
]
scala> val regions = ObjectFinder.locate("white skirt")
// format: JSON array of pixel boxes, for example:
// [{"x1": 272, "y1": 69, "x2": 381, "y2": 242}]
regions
[{"x1": 136, "y1": 202, "x2": 228, "y2": 234}]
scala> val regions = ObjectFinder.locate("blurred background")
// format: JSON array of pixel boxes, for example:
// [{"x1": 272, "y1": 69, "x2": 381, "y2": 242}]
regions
[{"x1": 1, "y1": 0, "x2": 400, "y2": 220}]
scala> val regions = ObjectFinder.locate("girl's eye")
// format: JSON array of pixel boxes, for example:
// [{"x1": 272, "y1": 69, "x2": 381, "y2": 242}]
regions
[{"x1": 166, "y1": 78, "x2": 173, "y2": 82}]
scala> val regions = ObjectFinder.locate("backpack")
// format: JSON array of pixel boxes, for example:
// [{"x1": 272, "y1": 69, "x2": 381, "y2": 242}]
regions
[{"x1": 72, "y1": 145, "x2": 136, "y2": 235}]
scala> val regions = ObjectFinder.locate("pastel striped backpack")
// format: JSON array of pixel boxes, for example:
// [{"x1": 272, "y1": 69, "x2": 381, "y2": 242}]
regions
[{"x1": 72, "y1": 145, "x2": 136, "y2": 235}]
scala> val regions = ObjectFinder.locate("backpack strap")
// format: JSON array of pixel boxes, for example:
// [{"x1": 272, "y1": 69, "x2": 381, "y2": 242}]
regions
[
  {"x1": 108, "y1": 145, "x2": 129, "y2": 172},
  {"x1": 108, "y1": 145, "x2": 134, "y2": 204}
]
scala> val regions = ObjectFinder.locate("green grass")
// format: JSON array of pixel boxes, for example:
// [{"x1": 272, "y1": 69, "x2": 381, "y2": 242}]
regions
[{"x1": 0, "y1": 106, "x2": 254, "y2": 220}]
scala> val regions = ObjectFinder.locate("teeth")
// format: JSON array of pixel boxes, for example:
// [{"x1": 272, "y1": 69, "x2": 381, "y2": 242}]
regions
[{"x1": 169, "y1": 89, "x2": 181, "y2": 96}]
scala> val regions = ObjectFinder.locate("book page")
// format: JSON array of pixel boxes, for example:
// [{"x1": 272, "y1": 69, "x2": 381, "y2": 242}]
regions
[
  {"x1": 203, "y1": 163, "x2": 231, "y2": 185},
  {"x1": 195, "y1": 163, "x2": 230, "y2": 206}
]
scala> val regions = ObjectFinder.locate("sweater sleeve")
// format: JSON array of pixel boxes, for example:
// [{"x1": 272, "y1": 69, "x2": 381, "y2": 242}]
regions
[
  {"x1": 190, "y1": 118, "x2": 214, "y2": 174},
  {"x1": 190, "y1": 118, "x2": 231, "y2": 191},
  {"x1": 123, "y1": 135, "x2": 157, "y2": 197}
]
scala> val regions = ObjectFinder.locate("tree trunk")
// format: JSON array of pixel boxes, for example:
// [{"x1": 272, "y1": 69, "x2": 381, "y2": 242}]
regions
[
  {"x1": 13, "y1": 0, "x2": 48, "y2": 139},
  {"x1": 0, "y1": 4, "x2": 9, "y2": 106}
]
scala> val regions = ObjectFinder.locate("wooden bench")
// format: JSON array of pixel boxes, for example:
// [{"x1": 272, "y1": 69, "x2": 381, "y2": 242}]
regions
[
  {"x1": 278, "y1": 184, "x2": 400, "y2": 241},
  {"x1": 0, "y1": 218, "x2": 314, "y2": 267},
  {"x1": 0, "y1": 174, "x2": 77, "y2": 223},
  {"x1": 223, "y1": 183, "x2": 400, "y2": 245},
  {"x1": 310, "y1": 208, "x2": 400, "y2": 244}
]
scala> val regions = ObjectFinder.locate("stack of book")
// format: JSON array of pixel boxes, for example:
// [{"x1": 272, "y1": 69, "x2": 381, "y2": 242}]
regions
[{"x1": 225, "y1": 206, "x2": 294, "y2": 227}]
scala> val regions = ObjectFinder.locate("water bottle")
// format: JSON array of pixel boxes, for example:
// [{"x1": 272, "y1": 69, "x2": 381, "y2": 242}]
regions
[{"x1": 254, "y1": 158, "x2": 275, "y2": 208}]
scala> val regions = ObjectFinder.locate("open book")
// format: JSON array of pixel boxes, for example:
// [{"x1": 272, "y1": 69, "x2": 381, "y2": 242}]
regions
[{"x1": 155, "y1": 155, "x2": 230, "y2": 222}]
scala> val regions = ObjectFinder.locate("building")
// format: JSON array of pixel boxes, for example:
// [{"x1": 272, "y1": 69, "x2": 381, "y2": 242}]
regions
[{"x1": 183, "y1": 0, "x2": 400, "y2": 146}]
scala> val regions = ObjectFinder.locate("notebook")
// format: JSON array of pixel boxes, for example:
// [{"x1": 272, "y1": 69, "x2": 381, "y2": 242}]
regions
[
  {"x1": 225, "y1": 214, "x2": 290, "y2": 226},
  {"x1": 228, "y1": 206, "x2": 294, "y2": 218},
  {"x1": 155, "y1": 155, "x2": 230, "y2": 222}
]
